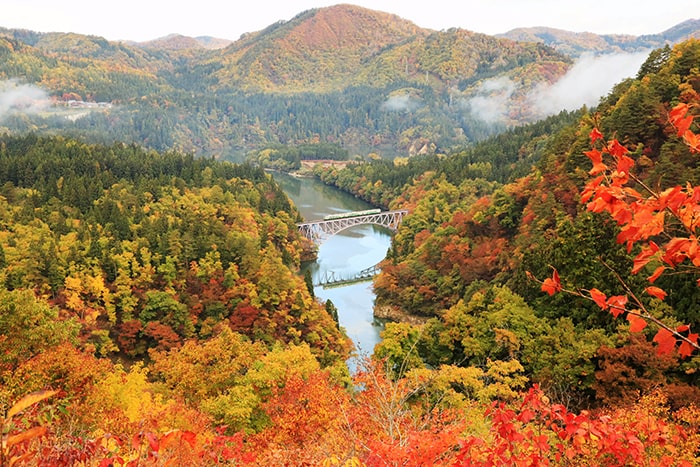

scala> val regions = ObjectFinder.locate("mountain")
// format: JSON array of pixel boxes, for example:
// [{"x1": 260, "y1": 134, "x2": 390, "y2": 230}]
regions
[
  {"x1": 499, "y1": 18, "x2": 700, "y2": 57},
  {"x1": 134, "y1": 34, "x2": 232, "y2": 50},
  {"x1": 210, "y1": 4, "x2": 568, "y2": 93},
  {"x1": 661, "y1": 18, "x2": 700, "y2": 41},
  {"x1": 0, "y1": 4, "x2": 574, "y2": 158},
  {"x1": 0, "y1": 5, "x2": 695, "y2": 159},
  {"x1": 210, "y1": 4, "x2": 425, "y2": 92}
]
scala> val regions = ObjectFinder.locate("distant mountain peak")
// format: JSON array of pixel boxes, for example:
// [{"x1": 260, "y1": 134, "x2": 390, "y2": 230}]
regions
[
  {"x1": 659, "y1": 18, "x2": 700, "y2": 41},
  {"x1": 260, "y1": 4, "x2": 425, "y2": 51},
  {"x1": 135, "y1": 34, "x2": 232, "y2": 50},
  {"x1": 215, "y1": 3, "x2": 433, "y2": 91},
  {"x1": 499, "y1": 20, "x2": 700, "y2": 57}
]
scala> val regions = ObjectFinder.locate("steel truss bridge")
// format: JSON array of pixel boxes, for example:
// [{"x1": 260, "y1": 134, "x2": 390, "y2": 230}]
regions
[
  {"x1": 315, "y1": 264, "x2": 380, "y2": 288},
  {"x1": 298, "y1": 209, "x2": 408, "y2": 287},
  {"x1": 297, "y1": 209, "x2": 408, "y2": 245}
]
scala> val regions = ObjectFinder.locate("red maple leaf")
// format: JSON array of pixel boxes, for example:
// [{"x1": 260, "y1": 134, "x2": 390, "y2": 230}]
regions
[
  {"x1": 607, "y1": 139, "x2": 629, "y2": 158},
  {"x1": 584, "y1": 149, "x2": 607, "y2": 175},
  {"x1": 627, "y1": 313, "x2": 647, "y2": 333},
  {"x1": 669, "y1": 103, "x2": 693, "y2": 137},
  {"x1": 606, "y1": 295, "x2": 628, "y2": 318},
  {"x1": 678, "y1": 337, "x2": 697, "y2": 359},
  {"x1": 541, "y1": 269, "x2": 561, "y2": 296},
  {"x1": 589, "y1": 288, "x2": 607, "y2": 309},
  {"x1": 590, "y1": 127, "x2": 604, "y2": 143},
  {"x1": 653, "y1": 328, "x2": 676, "y2": 355},
  {"x1": 645, "y1": 286, "x2": 668, "y2": 300},
  {"x1": 647, "y1": 265, "x2": 665, "y2": 283}
]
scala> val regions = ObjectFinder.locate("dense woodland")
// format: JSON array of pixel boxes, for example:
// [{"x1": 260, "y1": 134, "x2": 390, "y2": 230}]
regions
[
  {"x1": 1, "y1": 6, "x2": 700, "y2": 465},
  {"x1": 315, "y1": 40, "x2": 700, "y2": 407}
]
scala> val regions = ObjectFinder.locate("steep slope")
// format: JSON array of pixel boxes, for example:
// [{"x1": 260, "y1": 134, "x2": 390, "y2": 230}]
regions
[
  {"x1": 210, "y1": 4, "x2": 569, "y2": 93},
  {"x1": 655, "y1": 18, "x2": 700, "y2": 42},
  {"x1": 212, "y1": 4, "x2": 428, "y2": 92},
  {"x1": 355, "y1": 27, "x2": 568, "y2": 90},
  {"x1": 0, "y1": 29, "x2": 183, "y2": 101}
]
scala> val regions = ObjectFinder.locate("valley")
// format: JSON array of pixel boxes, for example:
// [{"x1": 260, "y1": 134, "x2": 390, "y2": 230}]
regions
[{"x1": 0, "y1": 4, "x2": 699, "y2": 465}]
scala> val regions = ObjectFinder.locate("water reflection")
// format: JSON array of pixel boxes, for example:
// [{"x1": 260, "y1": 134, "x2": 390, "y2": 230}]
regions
[{"x1": 272, "y1": 172, "x2": 391, "y2": 369}]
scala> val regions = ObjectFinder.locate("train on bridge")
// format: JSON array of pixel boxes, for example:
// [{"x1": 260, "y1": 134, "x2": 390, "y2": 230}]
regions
[{"x1": 323, "y1": 208, "x2": 381, "y2": 221}]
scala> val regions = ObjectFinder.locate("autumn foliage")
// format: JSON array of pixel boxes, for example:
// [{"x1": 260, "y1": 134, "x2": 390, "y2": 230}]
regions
[
  {"x1": 538, "y1": 101, "x2": 700, "y2": 358},
  {"x1": 8, "y1": 363, "x2": 698, "y2": 466},
  {"x1": 2, "y1": 39, "x2": 700, "y2": 466},
  {"x1": 454, "y1": 386, "x2": 698, "y2": 466}
]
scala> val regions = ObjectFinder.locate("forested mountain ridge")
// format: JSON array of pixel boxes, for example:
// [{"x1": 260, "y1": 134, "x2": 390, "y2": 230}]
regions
[
  {"x1": 0, "y1": 5, "x2": 595, "y2": 158},
  {"x1": 210, "y1": 4, "x2": 428, "y2": 92},
  {"x1": 205, "y1": 4, "x2": 567, "y2": 93},
  {"x1": 499, "y1": 18, "x2": 700, "y2": 57},
  {"x1": 1, "y1": 5, "x2": 697, "y2": 160}
]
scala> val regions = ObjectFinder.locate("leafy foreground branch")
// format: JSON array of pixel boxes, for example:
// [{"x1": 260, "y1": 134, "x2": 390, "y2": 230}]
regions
[{"x1": 530, "y1": 102, "x2": 700, "y2": 358}]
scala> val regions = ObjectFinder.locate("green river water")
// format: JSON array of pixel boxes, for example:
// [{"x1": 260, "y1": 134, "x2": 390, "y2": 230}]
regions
[{"x1": 272, "y1": 172, "x2": 393, "y2": 367}]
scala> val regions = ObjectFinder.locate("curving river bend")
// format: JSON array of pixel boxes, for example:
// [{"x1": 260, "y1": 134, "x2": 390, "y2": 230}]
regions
[{"x1": 272, "y1": 172, "x2": 392, "y2": 368}]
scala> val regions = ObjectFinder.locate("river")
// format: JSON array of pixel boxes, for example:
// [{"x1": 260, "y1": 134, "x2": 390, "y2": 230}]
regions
[{"x1": 272, "y1": 172, "x2": 392, "y2": 368}]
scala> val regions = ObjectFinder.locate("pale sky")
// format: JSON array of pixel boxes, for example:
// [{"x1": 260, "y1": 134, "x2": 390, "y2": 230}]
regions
[{"x1": 2, "y1": 0, "x2": 698, "y2": 42}]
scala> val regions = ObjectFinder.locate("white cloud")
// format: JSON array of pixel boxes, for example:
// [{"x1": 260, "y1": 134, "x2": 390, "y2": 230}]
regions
[
  {"x1": 381, "y1": 94, "x2": 420, "y2": 112},
  {"x1": 528, "y1": 51, "x2": 650, "y2": 116}
]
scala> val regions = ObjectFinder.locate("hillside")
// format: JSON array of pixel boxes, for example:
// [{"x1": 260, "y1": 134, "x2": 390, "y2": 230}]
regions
[
  {"x1": 210, "y1": 5, "x2": 567, "y2": 93},
  {"x1": 0, "y1": 5, "x2": 575, "y2": 158},
  {"x1": 314, "y1": 38, "x2": 700, "y2": 413},
  {"x1": 212, "y1": 4, "x2": 428, "y2": 91}
]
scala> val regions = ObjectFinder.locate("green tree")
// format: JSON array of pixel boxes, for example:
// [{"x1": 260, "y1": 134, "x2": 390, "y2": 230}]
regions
[{"x1": 0, "y1": 289, "x2": 79, "y2": 372}]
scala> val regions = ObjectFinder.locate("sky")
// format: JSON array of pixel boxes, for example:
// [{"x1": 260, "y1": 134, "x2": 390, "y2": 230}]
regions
[{"x1": 2, "y1": 0, "x2": 698, "y2": 42}]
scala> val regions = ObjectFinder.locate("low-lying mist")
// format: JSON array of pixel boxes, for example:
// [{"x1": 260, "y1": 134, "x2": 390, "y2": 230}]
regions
[
  {"x1": 464, "y1": 51, "x2": 651, "y2": 125},
  {"x1": 0, "y1": 80, "x2": 50, "y2": 119}
]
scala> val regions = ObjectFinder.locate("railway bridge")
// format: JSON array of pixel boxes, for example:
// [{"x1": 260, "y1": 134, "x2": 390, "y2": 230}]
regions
[
  {"x1": 297, "y1": 209, "x2": 408, "y2": 245},
  {"x1": 297, "y1": 209, "x2": 408, "y2": 287}
]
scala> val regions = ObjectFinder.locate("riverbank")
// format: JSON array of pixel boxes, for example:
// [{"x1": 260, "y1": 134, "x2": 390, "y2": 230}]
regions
[
  {"x1": 265, "y1": 159, "x2": 354, "y2": 178},
  {"x1": 300, "y1": 159, "x2": 354, "y2": 171},
  {"x1": 374, "y1": 304, "x2": 430, "y2": 325}
]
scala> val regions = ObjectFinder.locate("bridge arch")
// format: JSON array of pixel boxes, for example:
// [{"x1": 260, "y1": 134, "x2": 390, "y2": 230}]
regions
[{"x1": 297, "y1": 209, "x2": 408, "y2": 246}]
